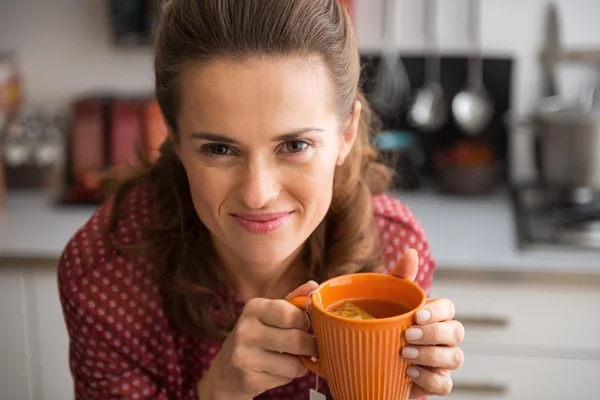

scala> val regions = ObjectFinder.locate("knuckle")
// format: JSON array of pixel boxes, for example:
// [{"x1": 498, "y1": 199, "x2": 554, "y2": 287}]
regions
[
  {"x1": 230, "y1": 348, "x2": 249, "y2": 370},
  {"x1": 439, "y1": 376, "x2": 453, "y2": 395},
  {"x1": 279, "y1": 306, "x2": 298, "y2": 327},
  {"x1": 429, "y1": 371, "x2": 453, "y2": 396},
  {"x1": 454, "y1": 321, "x2": 466, "y2": 344},
  {"x1": 292, "y1": 359, "x2": 308, "y2": 377},
  {"x1": 241, "y1": 372, "x2": 261, "y2": 393},
  {"x1": 244, "y1": 298, "x2": 264, "y2": 315},
  {"x1": 285, "y1": 330, "x2": 305, "y2": 353},
  {"x1": 232, "y1": 320, "x2": 258, "y2": 348},
  {"x1": 428, "y1": 347, "x2": 441, "y2": 366},
  {"x1": 430, "y1": 323, "x2": 442, "y2": 344},
  {"x1": 274, "y1": 300, "x2": 302, "y2": 328},
  {"x1": 453, "y1": 348, "x2": 464, "y2": 369},
  {"x1": 446, "y1": 299, "x2": 456, "y2": 318},
  {"x1": 231, "y1": 329, "x2": 247, "y2": 348}
]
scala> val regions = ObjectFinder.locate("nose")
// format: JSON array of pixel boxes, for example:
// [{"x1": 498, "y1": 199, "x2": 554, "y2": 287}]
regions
[{"x1": 238, "y1": 158, "x2": 280, "y2": 210}]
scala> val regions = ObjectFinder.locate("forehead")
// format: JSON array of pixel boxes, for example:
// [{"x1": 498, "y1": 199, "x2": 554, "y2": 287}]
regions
[{"x1": 177, "y1": 56, "x2": 338, "y2": 136}]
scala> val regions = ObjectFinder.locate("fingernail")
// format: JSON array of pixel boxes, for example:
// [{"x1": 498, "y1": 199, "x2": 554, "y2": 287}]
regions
[
  {"x1": 416, "y1": 309, "x2": 431, "y2": 323},
  {"x1": 402, "y1": 347, "x2": 420, "y2": 359},
  {"x1": 405, "y1": 327, "x2": 423, "y2": 341},
  {"x1": 406, "y1": 366, "x2": 420, "y2": 378},
  {"x1": 308, "y1": 280, "x2": 318, "y2": 286}
]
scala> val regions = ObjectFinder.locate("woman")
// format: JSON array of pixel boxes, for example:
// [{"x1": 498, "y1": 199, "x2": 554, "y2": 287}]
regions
[{"x1": 58, "y1": 0, "x2": 464, "y2": 399}]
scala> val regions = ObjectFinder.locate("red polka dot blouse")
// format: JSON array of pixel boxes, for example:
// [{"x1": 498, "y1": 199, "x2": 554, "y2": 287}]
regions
[{"x1": 58, "y1": 185, "x2": 436, "y2": 399}]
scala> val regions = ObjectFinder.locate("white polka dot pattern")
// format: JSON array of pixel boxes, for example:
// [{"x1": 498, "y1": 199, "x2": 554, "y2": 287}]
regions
[{"x1": 58, "y1": 186, "x2": 435, "y2": 399}]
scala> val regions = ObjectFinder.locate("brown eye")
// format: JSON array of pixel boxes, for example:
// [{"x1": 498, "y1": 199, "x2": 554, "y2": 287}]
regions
[
  {"x1": 282, "y1": 141, "x2": 308, "y2": 153},
  {"x1": 204, "y1": 144, "x2": 233, "y2": 156}
]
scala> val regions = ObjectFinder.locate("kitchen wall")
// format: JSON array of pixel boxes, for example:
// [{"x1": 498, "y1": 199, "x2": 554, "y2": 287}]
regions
[
  {"x1": 359, "y1": 0, "x2": 600, "y2": 110},
  {"x1": 2, "y1": 0, "x2": 600, "y2": 180},
  {"x1": 0, "y1": 0, "x2": 155, "y2": 112}
]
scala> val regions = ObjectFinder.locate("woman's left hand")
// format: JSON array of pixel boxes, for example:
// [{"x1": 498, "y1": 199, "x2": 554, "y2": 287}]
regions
[{"x1": 391, "y1": 250, "x2": 465, "y2": 398}]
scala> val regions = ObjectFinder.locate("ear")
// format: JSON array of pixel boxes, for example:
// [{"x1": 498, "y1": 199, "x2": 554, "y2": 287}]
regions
[{"x1": 337, "y1": 100, "x2": 362, "y2": 166}]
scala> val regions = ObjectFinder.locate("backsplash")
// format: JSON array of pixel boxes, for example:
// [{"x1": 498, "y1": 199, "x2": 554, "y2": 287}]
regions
[{"x1": 360, "y1": 53, "x2": 513, "y2": 178}]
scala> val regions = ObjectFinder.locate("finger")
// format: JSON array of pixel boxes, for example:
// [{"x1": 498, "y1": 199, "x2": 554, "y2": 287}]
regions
[
  {"x1": 239, "y1": 369, "x2": 295, "y2": 397},
  {"x1": 414, "y1": 298, "x2": 456, "y2": 325},
  {"x1": 407, "y1": 368, "x2": 451, "y2": 399},
  {"x1": 401, "y1": 345, "x2": 464, "y2": 370},
  {"x1": 246, "y1": 298, "x2": 310, "y2": 331},
  {"x1": 406, "y1": 366, "x2": 453, "y2": 397},
  {"x1": 284, "y1": 280, "x2": 319, "y2": 302},
  {"x1": 390, "y1": 249, "x2": 419, "y2": 282},
  {"x1": 253, "y1": 350, "x2": 309, "y2": 379},
  {"x1": 260, "y1": 327, "x2": 317, "y2": 357},
  {"x1": 405, "y1": 321, "x2": 465, "y2": 346}
]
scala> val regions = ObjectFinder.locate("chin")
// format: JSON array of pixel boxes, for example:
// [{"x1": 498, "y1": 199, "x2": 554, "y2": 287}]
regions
[
  {"x1": 229, "y1": 236, "x2": 302, "y2": 265},
  {"x1": 234, "y1": 240, "x2": 301, "y2": 267}
]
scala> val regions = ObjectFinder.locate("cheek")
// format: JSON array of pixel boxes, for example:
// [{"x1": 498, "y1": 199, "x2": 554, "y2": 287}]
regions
[
  {"x1": 179, "y1": 156, "x2": 229, "y2": 221},
  {"x1": 288, "y1": 149, "x2": 338, "y2": 211}
]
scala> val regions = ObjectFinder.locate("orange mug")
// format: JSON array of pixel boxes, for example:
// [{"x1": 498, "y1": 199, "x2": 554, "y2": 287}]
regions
[{"x1": 288, "y1": 272, "x2": 427, "y2": 400}]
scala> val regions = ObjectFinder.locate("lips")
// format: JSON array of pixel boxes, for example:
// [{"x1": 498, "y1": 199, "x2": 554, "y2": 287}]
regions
[{"x1": 231, "y1": 212, "x2": 293, "y2": 234}]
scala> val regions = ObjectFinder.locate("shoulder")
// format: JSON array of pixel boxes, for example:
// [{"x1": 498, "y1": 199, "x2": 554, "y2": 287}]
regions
[
  {"x1": 371, "y1": 193, "x2": 436, "y2": 294},
  {"x1": 56, "y1": 185, "x2": 186, "y2": 397},
  {"x1": 372, "y1": 193, "x2": 427, "y2": 235},
  {"x1": 57, "y1": 184, "x2": 165, "y2": 336},
  {"x1": 62, "y1": 182, "x2": 154, "y2": 255}
]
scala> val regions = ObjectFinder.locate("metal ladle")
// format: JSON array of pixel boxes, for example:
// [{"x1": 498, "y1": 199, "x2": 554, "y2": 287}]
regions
[
  {"x1": 451, "y1": 0, "x2": 494, "y2": 136},
  {"x1": 407, "y1": 0, "x2": 447, "y2": 132}
]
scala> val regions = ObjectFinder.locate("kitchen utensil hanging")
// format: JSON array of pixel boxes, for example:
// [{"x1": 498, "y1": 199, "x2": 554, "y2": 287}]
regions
[
  {"x1": 407, "y1": 0, "x2": 447, "y2": 132},
  {"x1": 369, "y1": 0, "x2": 410, "y2": 119},
  {"x1": 451, "y1": 0, "x2": 494, "y2": 136}
]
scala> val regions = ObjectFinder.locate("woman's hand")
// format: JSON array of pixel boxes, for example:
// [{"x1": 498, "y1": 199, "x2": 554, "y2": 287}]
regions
[
  {"x1": 198, "y1": 282, "x2": 318, "y2": 400},
  {"x1": 392, "y1": 250, "x2": 465, "y2": 398}
]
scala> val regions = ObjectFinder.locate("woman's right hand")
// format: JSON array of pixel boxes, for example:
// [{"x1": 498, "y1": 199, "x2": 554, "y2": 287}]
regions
[{"x1": 198, "y1": 281, "x2": 318, "y2": 400}]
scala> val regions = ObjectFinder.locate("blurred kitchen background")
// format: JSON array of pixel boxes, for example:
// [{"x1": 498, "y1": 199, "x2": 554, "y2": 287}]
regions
[{"x1": 1, "y1": 0, "x2": 600, "y2": 399}]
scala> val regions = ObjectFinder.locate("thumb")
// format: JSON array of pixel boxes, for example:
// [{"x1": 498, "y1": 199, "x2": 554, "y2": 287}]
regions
[
  {"x1": 284, "y1": 280, "x2": 319, "y2": 301},
  {"x1": 390, "y1": 249, "x2": 419, "y2": 282}
]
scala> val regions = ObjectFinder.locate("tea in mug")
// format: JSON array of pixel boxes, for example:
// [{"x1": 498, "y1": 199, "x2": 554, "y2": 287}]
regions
[{"x1": 328, "y1": 298, "x2": 411, "y2": 320}]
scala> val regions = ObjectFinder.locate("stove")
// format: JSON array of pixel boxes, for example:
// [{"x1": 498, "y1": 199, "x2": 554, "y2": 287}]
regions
[{"x1": 511, "y1": 186, "x2": 600, "y2": 250}]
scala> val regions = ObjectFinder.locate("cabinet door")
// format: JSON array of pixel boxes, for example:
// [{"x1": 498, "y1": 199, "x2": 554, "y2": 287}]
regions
[
  {"x1": 30, "y1": 266, "x2": 73, "y2": 400},
  {"x1": 429, "y1": 279, "x2": 600, "y2": 355},
  {"x1": 0, "y1": 268, "x2": 33, "y2": 400},
  {"x1": 430, "y1": 353, "x2": 600, "y2": 399}
]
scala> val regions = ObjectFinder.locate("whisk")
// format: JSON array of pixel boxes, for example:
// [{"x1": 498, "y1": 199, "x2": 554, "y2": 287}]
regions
[{"x1": 369, "y1": 0, "x2": 410, "y2": 119}]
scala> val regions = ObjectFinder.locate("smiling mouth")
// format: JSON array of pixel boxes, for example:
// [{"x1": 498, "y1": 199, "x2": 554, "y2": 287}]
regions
[{"x1": 231, "y1": 212, "x2": 293, "y2": 234}]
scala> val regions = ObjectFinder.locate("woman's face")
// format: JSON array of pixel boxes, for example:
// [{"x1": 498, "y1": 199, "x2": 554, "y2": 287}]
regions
[{"x1": 175, "y1": 57, "x2": 359, "y2": 270}]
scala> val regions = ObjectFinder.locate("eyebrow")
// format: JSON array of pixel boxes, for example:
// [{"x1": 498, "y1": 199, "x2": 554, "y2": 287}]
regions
[{"x1": 189, "y1": 127, "x2": 324, "y2": 144}]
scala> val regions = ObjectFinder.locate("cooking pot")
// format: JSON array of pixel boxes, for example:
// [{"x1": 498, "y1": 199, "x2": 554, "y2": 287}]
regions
[{"x1": 512, "y1": 95, "x2": 600, "y2": 190}]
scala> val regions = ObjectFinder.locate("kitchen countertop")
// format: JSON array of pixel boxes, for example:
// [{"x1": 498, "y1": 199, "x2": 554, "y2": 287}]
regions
[
  {"x1": 0, "y1": 191, "x2": 96, "y2": 261},
  {"x1": 1, "y1": 188, "x2": 599, "y2": 273},
  {"x1": 395, "y1": 189, "x2": 600, "y2": 274}
]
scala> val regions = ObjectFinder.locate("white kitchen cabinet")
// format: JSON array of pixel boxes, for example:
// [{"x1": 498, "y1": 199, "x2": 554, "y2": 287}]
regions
[
  {"x1": 433, "y1": 353, "x2": 600, "y2": 399},
  {"x1": 30, "y1": 266, "x2": 73, "y2": 400},
  {"x1": 0, "y1": 264, "x2": 72, "y2": 400},
  {"x1": 429, "y1": 274, "x2": 600, "y2": 400},
  {"x1": 430, "y1": 278, "x2": 600, "y2": 354},
  {"x1": 0, "y1": 268, "x2": 34, "y2": 400}
]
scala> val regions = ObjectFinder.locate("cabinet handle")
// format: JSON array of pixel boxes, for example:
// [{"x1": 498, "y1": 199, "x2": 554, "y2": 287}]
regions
[
  {"x1": 455, "y1": 315, "x2": 509, "y2": 327},
  {"x1": 452, "y1": 382, "x2": 508, "y2": 394}
]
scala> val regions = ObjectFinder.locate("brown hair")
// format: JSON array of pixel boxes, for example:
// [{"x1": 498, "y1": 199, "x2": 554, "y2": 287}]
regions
[{"x1": 107, "y1": 0, "x2": 392, "y2": 340}]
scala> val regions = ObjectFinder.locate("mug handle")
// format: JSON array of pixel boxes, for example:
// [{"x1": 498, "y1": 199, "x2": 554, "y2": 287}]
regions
[{"x1": 287, "y1": 295, "x2": 326, "y2": 378}]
